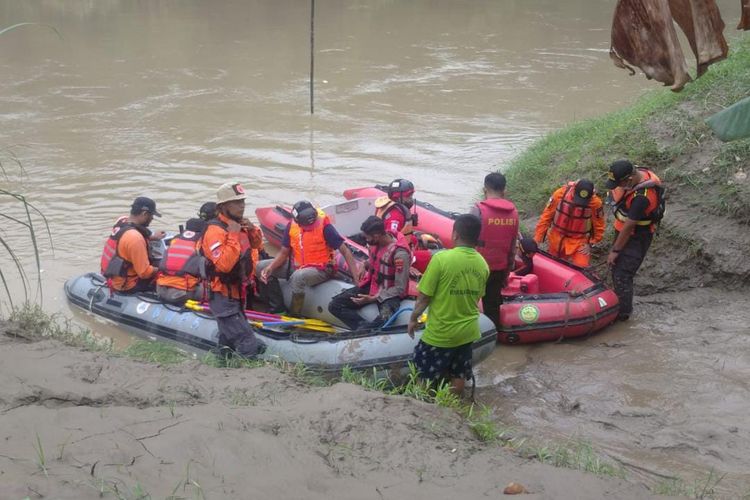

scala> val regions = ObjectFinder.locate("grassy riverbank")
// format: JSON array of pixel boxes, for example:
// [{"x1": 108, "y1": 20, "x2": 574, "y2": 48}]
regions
[
  {"x1": 1, "y1": 310, "x2": 656, "y2": 500},
  {"x1": 5, "y1": 305, "x2": 622, "y2": 475},
  {"x1": 505, "y1": 34, "x2": 750, "y2": 293},
  {"x1": 505, "y1": 34, "x2": 750, "y2": 219},
  {"x1": 9, "y1": 304, "x2": 737, "y2": 497}
]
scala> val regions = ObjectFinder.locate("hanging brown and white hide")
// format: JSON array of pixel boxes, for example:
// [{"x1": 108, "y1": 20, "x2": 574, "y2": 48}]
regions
[
  {"x1": 669, "y1": 0, "x2": 728, "y2": 76},
  {"x1": 610, "y1": 0, "x2": 692, "y2": 91},
  {"x1": 739, "y1": 0, "x2": 750, "y2": 30}
]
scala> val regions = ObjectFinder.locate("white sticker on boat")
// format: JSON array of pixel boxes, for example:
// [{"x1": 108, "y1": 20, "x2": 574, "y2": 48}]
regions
[
  {"x1": 136, "y1": 302, "x2": 150, "y2": 314},
  {"x1": 598, "y1": 297, "x2": 607, "y2": 308}
]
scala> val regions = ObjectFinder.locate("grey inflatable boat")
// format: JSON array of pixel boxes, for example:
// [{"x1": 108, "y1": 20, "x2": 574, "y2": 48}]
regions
[{"x1": 64, "y1": 272, "x2": 497, "y2": 374}]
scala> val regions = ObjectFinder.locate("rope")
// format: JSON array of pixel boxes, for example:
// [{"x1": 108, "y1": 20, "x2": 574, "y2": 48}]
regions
[
  {"x1": 381, "y1": 306, "x2": 414, "y2": 329},
  {"x1": 89, "y1": 283, "x2": 106, "y2": 312}
]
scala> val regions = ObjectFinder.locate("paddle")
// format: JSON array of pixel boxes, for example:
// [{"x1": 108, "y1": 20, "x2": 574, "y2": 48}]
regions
[
  {"x1": 186, "y1": 300, "x2": 335, "y2": 327},
  {"x1": 185, "y1": 300, "x2": 337, "y2": 333}
]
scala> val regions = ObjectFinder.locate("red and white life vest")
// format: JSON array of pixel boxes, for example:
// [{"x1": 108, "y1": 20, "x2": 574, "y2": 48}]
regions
[
  {"x1": 361, "y1": 232, "x2": 411, "y2": 298},
  {"x1": 100, "y1": 222, "x2": 150, "y2": 278},
  {"x1": 158, "y1": 230, "x2": 205, "y2": 278},
  {"x1": 475, "y1": 198, "x2": 519, "y2": 271},
  {"x1": 551, "y1": 182, "x2": 594, "y2": 238}
]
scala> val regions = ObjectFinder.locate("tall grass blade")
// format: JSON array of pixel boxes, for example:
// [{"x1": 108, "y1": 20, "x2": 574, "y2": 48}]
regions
[
  {"x1": 0, "y1": 234, "x2": 29, "y2": 302},
  {"x1": 0, "y1": 22, "x2": 62, "y2": 40},
  {"x1": 21, "y1": 198, "x2": 53, "y2": 253},
  {"x1": 20, "y1": 194, "x2": 44, "y2": 300},
  {"x1": 0, "y1": 145, "x2": 28, "y2": 175},
  {"x1": 0, "y1": 189, "x2": 54, "y2": 302},
  {"x1": 0, "y1": 212, "x2": 31, "y2": 227},
  {"x1": 0, "y1": 190, "x2": 55, "y2": 253},
  {"x1": 33, "y1": 432, "x2": 47, "y2": 476},
  {"x1": 0, "y1": 266, "x2": 13, "y2": 309}
]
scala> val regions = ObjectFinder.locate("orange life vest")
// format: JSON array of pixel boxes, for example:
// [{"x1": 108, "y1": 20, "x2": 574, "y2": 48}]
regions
[
  {"x1": 551, "y1": 182, "x2": 594, "y2": 238},
  {"x1": 361, "y1": 232, "x2": 411, "y2": 298},
  {"x1": 100, "y1": 223, "x2": 150, "y2": 278},
  {"x1": 288, "y1": 210, "x2": 335, "y2": 269},
  {"x1": 207, "y1": 219, "x2": 253, "y2": 284},
  {"x1": 611, "y1": 168, "x2": 662, "y2": 233},
  {"x1": 158, "y1": 230, "x2": 205, "y2": 279},
  {"x1": 476, "y1": 198, "x2": 519, "y2": 271}
]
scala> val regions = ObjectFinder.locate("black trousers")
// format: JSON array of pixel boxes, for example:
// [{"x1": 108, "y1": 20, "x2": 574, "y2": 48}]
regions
[
  {"x1": 482, "y1": 270, "x2": 507, "y2": 330},
  {"x1": 118, "y1": 278, "x2": 155, "y2": 295},
  {"x1": 209, "y1": 294, "x2": 259, "y2": 357},
  {"x1": 612, "y1": 230, "x2": 653, "y2": 316},
  {"x1": 328, "y1": 285, "x2": 402, "y2": 330}
]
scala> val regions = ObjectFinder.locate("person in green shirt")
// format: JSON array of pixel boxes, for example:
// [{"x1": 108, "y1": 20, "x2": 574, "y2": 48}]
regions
[{"x1": 408, "y1": 214, "x2": 490, "y2": 396}]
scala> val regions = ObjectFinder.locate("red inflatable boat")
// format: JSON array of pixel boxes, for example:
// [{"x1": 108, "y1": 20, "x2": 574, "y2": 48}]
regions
[
  {"x1": 343, "y1": 185, "x2": 458, "y2": 248},
  {"x1": 341, "y1": 185, "x2": 620, "y2": 344},
  {"x1": 255, "y1": 198, "x2": 421, "y2": 296}
]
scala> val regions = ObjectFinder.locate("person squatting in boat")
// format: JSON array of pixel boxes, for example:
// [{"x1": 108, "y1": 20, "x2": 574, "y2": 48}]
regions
[{"x1": 328, "y1": 216, "x2": 412, "y2": 330}]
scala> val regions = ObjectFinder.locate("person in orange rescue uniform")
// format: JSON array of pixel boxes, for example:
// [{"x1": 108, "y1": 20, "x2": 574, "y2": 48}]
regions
[
  {"x1": 201, "y1": 182, "x2": 264, "y2": 357},
  {"x1": 100, "y1": 197, "x2": 162, "y2": 293},
  {"x1": 155, "y1": 218, "x2": 208, "y2": 304},
  {"x1": 534, "y1": 179, "x2": 604, "y2": 267}
]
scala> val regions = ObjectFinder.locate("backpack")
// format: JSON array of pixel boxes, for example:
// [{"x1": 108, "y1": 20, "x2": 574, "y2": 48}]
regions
[{"x1": 650, "y1": 184, "x2": 667, "y2": 225}]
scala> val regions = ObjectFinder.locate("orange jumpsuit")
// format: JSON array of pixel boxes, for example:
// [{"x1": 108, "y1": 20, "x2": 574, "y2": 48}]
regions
[
  {"x1": 534, "y1": 185, "x2": 605, "y2": 267},
  {"x1": 201, "y1": 214, "x2": 263, "y2": 300}
]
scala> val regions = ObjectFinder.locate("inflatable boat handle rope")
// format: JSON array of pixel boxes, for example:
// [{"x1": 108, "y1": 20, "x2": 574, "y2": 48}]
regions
[
  {"x1": 89, "y1": 283, "x2": 106, "y2": 312},
  {"x1": 380, "y1": 307, "x2": 427, "y2": 329}
]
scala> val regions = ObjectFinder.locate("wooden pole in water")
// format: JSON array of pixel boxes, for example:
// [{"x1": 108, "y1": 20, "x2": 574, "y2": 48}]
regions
[{"x1": 310, "y1": 0, "x2": 315, "y2": 114}]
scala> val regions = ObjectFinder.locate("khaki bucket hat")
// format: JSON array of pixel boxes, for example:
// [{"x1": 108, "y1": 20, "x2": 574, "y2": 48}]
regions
[{"x1": 216, "y1": 182, "x2": 247, "y2": 204}]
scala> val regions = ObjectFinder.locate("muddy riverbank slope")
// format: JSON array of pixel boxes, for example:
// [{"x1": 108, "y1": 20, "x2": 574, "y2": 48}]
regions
[
  {"x1": 480, "y1": 34, "x2": 750, "y2": 497},
  {"x1": 0, "y1": 320, "x2": 653, "y2": 500}
]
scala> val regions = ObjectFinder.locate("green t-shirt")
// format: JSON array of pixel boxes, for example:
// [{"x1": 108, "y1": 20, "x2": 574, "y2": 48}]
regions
[{"x1": 418, "y1": 246, "x2": 489, "y2": 348}]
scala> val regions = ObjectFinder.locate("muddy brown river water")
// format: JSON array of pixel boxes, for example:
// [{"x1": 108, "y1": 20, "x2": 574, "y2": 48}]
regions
[{"x1": 1, "y1": 0, "x2": 747, "y2": 494}]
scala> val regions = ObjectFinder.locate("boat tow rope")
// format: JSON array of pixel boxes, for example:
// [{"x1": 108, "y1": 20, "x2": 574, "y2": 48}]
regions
[
  {"x1": 89, "y1": 283, "x2": 106, "y2": 312},
  {"x1": 380, "y1": 307, "x2": 427, "y2": 330},
  {"x1": 380, "y1": 306, "x2": 413, "y2": 329}
]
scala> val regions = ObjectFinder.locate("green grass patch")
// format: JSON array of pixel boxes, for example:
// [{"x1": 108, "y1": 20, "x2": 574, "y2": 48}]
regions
[
  {"x1": 122, "y1": 340, "x2": 189, "y2": 365},
  {"x1": 653, "y1": 469, "x2": 727, "y2": 498},
  {"x1": 504, "y1": 34, "x2": 750, "y2": 217},
  {"x1": 655, "y1": 223, "x2": 705, "y2": 258},
  {"x1": 201, "y1": 352, "x2": 329, "y2": 386},
  {"x1": 7, "y1": 303, "x2": 113, "y2": 351},
  {"x1": 33, "y1": 432, "x2": 48, "y2": 476},
  {"x1": 524, "y1": 439, "x2": 622, "y2": 477},
  {"x1": 340, "y1": 363, "x2": 621, "y2": 477}
]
